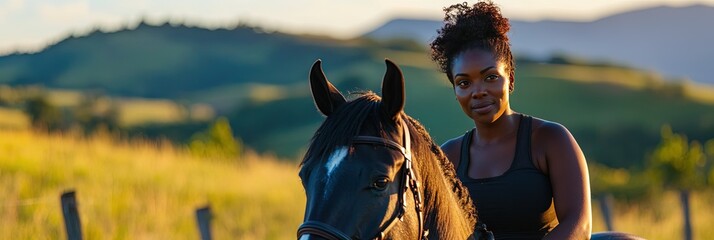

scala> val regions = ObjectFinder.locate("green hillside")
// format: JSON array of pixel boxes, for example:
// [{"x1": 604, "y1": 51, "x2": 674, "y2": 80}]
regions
[
  {"x1": 0, "y1": 23, "x2": 380, "y2": 106},
  {"x1": 1, "y1": 22, "x2": 712, "y2": 169}
]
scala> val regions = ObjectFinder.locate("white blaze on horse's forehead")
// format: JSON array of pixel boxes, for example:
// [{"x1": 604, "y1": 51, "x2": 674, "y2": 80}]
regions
[
  {"x1": 325, "y1": 146, "x2": 348, "y2": 178},
  {"x1": 323, "y1": 146, "x2": 348, "y2": 199}
]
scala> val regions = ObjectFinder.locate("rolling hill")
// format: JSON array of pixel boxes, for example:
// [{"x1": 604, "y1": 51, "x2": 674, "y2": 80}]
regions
[{"x1": 0, "y1": 22, "x2": 383, "y2": 110}]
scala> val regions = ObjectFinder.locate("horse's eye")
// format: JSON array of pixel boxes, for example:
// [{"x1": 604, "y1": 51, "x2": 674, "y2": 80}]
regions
[{"x1": 372, "y1": 178, "x2": 389, "y2": 191}]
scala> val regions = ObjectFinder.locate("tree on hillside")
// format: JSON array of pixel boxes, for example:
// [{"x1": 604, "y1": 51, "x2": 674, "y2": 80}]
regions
[
  {"x1": 25, "y1": 96, "x2": 62, "y2": 130},
  {"x1": 0, "y1": 85, "x2": 22, "y2": 106},
  {"x1": 189, "y1": 117, "x2": 242, "y2": 160},
  {"x1": 74, "y1": 94, "x2": 120, "y2": 134},
  {"x1": 647, "y1": 125, "x2": 711, "y2": 240}
]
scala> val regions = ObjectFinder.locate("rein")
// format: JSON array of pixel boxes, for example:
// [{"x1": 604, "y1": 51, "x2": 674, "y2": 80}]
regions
[{"x1": 297, "y1": 119, "x2": 428, "y2": 240}]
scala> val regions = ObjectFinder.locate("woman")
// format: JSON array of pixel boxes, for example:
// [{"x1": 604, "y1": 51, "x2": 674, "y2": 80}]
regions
[{"x1": 430, "y1": 1, "x2": 592, "y2": 239}]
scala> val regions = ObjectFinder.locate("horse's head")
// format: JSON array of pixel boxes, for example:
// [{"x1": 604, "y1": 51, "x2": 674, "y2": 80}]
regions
[{"x1": 298, "y1": 59, "x2": 426, "y2": 240}]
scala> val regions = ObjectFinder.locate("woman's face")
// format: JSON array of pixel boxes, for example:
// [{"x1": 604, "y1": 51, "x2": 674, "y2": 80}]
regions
[{"x1": 451, "y1": 48, "x2": 513, "y2": 124}]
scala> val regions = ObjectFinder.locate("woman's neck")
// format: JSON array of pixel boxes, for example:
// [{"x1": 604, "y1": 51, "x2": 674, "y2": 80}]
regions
[{"x1": 473, "y1": 111, "x2": 520, "y2": 146}]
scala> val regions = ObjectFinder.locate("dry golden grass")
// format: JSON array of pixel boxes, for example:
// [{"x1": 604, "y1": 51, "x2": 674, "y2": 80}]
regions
[
  {"x1": 46, "y1": 90, "x2": 84, "y2": 107},
  {"x1": 0, "y1": 107, "x2": 29, "y2": 129},
  {"x1": 1, "y1": 127, "x2": 713, "y2": 239},
  {"x1": 683, "y1": 81, "x2": 714, "y2": 104},
  {"x1": 0, "y1": 128, "x2": 305, "y2": 239},
  {"x1": 116, "y1": 98, "x2": 188, "y2": 126},
  {"x1": 592, "y1": 191, "x2": 714, "y2": 239}
]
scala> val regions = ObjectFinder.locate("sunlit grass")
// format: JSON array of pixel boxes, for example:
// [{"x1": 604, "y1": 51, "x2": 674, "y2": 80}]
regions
[
  {"x1": 592, "y1": 191, "x2": 714, "y2": 239},
  {"x1": 117, "y1": 98, "x2": 188, "y2": 126},
  {"x1": 2, "y1": 92, "x2": 205, "y2": 129},
  {"x1": 683, "y1": 81, "x2": 714, "y2": 104},
  {"x1": 46, "y1": 89, "x2": 84, "y2": 107},
  {"x1": 0, "y1": 128, "x2": 305, "y2": 239},
  {"x1": 247, "y1": 84, "x2": 292, "y2": 103},
  {"x1": 186, "y1": 82, "x2": 309, "y2": 112},
  {"x1": 0, "y1": 107, "x2": 29, "y2": 129}
]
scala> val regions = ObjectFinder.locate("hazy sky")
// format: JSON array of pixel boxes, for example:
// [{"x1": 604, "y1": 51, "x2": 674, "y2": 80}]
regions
[{"x1": 1, "y1": 0, "x2": 713, "y2": 54}]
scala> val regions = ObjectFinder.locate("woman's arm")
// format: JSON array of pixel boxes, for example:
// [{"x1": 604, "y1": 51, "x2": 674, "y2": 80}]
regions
[{"x1": 535, "y1": 122, "x2": 592, "y2": 240}]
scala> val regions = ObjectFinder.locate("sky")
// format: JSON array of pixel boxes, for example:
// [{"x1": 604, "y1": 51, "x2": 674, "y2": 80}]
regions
[{"x1": 1, "y1": 0, "x2": 713, "y2": 55}]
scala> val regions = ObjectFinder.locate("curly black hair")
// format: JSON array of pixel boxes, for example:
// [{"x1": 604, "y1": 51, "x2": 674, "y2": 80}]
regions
[{"x1": 430, "y1": 1, "x2": 514, "y2": 84}]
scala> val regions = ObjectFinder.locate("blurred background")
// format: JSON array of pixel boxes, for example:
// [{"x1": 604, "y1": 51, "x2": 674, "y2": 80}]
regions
[{"x1": 1, "y1": 0, "x2": 713, "y2": 239}]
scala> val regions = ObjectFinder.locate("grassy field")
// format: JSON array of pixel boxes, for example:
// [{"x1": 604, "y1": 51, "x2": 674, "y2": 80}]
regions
[
  {"x1": 0, "y1": 107, "x2": 29, "y2": 129},
  {"x1": 591, "y1": 191, "x2": 714, "y2": 239},
  {"x1": 1, "y1": 127, "x2": 713, "y2": 239},
  {"x1": 0, "y1": 128, "x2": 304, "y2": 240}
]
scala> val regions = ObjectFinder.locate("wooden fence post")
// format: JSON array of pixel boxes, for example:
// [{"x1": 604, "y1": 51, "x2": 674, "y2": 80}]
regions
[
  {"x1": 60, "y1": 190, "x2": 83, "y2": 240},
  {"x1": 598, "y1": 193, "x2": 615, "y2": 231},
  {"x1": 196, "y1": 205, "x2": 212, "y2": 240},
  {"x1": 680, "y1": 190, "x2": 693, "y2": 240}
]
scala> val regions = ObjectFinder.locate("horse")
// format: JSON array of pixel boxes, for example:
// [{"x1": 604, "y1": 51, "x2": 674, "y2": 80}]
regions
[{"x1": 297, "y1": 59, "x2": 490, "y2": 240}]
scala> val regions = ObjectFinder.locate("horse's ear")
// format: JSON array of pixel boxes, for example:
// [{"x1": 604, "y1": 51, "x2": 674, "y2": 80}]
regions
[
  {"x1": 380, "y1": 59, "x2": 405, "y2": 120},
  {"x1": 310, "y1": 59, "x2": 346, "y2": 116}
]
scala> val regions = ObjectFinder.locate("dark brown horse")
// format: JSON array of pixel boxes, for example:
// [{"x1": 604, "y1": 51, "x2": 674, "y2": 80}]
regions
[{"x1": 297, "y1": 59, "x2": 486, "y2": 240}]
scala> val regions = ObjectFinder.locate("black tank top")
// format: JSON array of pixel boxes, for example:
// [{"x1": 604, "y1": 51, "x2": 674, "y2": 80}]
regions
[{"x1": 458, "y1": 114, "x2": 557, "y2": 239}]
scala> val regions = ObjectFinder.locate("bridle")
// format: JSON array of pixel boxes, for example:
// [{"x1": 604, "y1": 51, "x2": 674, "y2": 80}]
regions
[{"x1": 297, "y1": 119, "x2": 428, "y2": 240}]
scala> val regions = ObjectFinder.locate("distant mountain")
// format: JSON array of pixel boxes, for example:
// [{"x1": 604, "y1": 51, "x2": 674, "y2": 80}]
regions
[
  {"x1": 364, "y1": 18, "x2": 443, "y2": 43},
  {"x1": 363, "y1": 4, "x2": 714, "y2": 84}
]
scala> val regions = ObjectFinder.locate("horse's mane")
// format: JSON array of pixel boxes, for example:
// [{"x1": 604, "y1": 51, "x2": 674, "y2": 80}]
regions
[
  {"x1": 300, "y1": 92, "x2": 383, "y2": 168},
  {"x1": 402, "y1": 114, "x2": 477, "y2": 225},
  {"x1": 301, "y1": 91, "x2": 476, "y2": 226}
]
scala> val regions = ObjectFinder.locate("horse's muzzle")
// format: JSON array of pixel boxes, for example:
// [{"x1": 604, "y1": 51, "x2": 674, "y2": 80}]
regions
[{"x1": 298, "y1": 220, "x2": 352, "y2": 240}]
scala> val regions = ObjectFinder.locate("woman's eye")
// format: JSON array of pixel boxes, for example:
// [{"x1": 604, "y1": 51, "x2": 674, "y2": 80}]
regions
[
  {"x1": 372, "y1": 178, "x2": 389, "y2": 191},
  {"x1": 485, "y1": 75, "x2": 499, "y2": 81},
  {"x1": 456, "y1": 80, "x2": 469, "y2": 87}
]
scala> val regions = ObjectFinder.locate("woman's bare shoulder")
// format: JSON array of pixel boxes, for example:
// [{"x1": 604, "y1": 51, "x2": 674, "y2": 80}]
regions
[
  {"x1": 441, "y1": 135, "x2": 463, "y2": 152},
  {"x1": 530, "y1": 116, "x2": 573, "y2": 143},
  {"x1": 529, "y1": 116, "x2": 582, "y2": 173}
]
